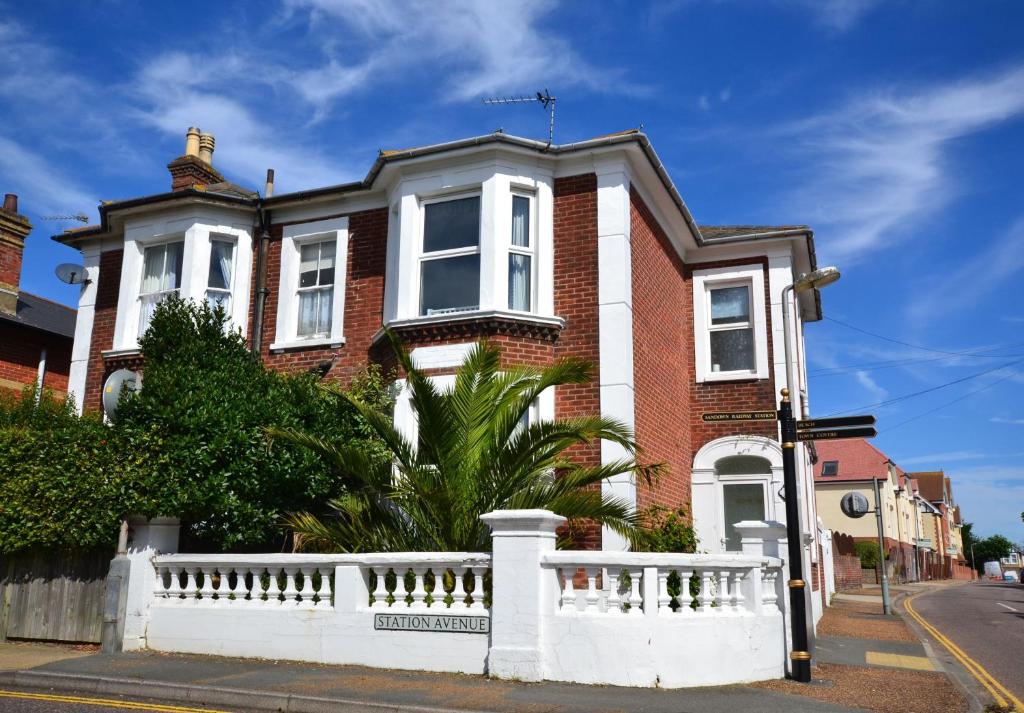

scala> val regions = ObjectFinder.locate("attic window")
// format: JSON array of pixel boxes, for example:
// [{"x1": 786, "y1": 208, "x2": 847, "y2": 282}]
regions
[{"x1": 822, "y1": 461, "x2": 839, "y2": 477}]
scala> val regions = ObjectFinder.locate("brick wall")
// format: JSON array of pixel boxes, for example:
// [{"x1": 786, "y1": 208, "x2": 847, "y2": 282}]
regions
[
  {"x1": 833, "y1": 553, "x2": 864, "y2": 591},
  {"x1": 553, "y1": 173, "x2": 601, "y2": 549},
  {"x1": 629, "y1": 187, "x2": 691, "y2": 512},
  {"x1": 0, "y1": 322, "x2": 71, "y2": 396},
  {"x1": 83, "y1": 250, "x2": 123, "y2": 410},
  {"x1": 257, "y1": 208, "x2": 389, "y2": 384}
]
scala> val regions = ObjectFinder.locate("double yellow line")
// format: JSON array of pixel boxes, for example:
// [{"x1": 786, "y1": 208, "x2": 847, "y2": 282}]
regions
[
  {"x1": 904, "y1": 591, "x2": 1023, "y2": 710},
  {"x1": 0, "y1": 689, "x2": 228, "y2": 712}
]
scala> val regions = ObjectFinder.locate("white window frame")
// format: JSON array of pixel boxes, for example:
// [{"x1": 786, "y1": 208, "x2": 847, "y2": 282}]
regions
[
  {"x1": 205, "y1": 235, "x2": 236, "y2": 314},
  {"x1": 417, "y1": 192, "x2": 482, "y2": 317},
  {"x1": 137, "y1": 239, "x2": 185, "y2": 338},
  {"x1": 507, "y1": 190, "x2": 536, "y2": 313},
  {"x1": 271, "y1": 217, "x2": 348, "y2": 351},
  {"x1": 692, "y1": 265, "x2": 769, "y2": 382}
]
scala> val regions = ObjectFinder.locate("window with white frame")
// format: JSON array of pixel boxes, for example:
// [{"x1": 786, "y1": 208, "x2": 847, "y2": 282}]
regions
[
  {"x1": 707, "y1": 283, "x2": 754, "y2": 373},
  {"x1": 692, "y1": 265, "x2": 769, "y2": 382},
  {"x1": 297, "y1": 240, "x2": 335, "y2": 337},
  {"x1": 206, "y1": 238, "x2": 235, "y2": 312},
  {"x1": 138, "y1": 241, "x2": 184, "y2": 337},
  {"x1": 271, "y1": 217, "x2": 347, "y2": 351},
  {"x1": 508, "y1": 194, "x2": 534, "y2": 312},
  {"x1": 419, "y1": 195, "x2": 481, "y2": 316}
]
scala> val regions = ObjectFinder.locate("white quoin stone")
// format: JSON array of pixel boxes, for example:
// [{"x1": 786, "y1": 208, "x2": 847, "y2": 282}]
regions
[{"x1": 481, "y1": 509, "x2": 566, "y2": 682}]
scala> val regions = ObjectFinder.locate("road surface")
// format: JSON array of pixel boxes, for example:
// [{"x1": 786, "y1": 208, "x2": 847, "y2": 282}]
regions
[
  {"x1": 910, "y1": 580, "x2": 1024, "y2": 704},
  {"x1": 0, "y1": 687, "x2": 235, "y2": 712}
]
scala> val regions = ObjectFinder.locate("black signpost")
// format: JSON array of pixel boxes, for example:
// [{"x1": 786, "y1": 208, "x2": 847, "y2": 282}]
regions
[{"x1": 776, "y1": 393, "x2": 877, "y2": 683}]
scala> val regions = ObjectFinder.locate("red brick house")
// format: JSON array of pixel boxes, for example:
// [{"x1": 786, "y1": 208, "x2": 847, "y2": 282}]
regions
[
  {"x1": 57, "y1": 128, "x2": 829, "y2": 618},
  {"x1": 0, "y1": 194, "x2": 75, "y2": 398}
]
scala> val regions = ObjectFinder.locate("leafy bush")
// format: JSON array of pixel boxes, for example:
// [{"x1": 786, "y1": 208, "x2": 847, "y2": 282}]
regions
[
  {"x1": 0, "y1": 386, "x2": 133, "y2": 553},
  {"x1": 115, "y1": 297, "x2": 389, "y2": 550},
  {"x1": 855, "y1": 540, "x2": 883, "y2": 569},
  {"x1": 633, "y1": 506, "x2": 699, "y2": 553}
]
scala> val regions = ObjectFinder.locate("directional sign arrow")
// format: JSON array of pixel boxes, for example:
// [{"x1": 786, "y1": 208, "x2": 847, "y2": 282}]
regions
[
  {"x1": 797, "y1": 427, "x2": 877, "y2": 441},
  {"x1": 797, "y1": 415, "x2": 875, "y2": 430}
]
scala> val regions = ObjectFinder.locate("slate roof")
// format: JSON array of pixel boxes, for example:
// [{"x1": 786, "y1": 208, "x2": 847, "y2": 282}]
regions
[
  {"x1": 813, "y1": 438, "x2": 897, "y2": 482},
  {"x1": 908, "y1": 471, "x2": 946, "y2": 503},
  {"x1": 699, "y1": 225, "x2": 810, "y2": 240},
  {"x1": 0, "y1": 292, "x2": 76, "y2": 339}
]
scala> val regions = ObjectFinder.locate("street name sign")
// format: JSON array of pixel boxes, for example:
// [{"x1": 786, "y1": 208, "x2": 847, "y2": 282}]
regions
[
  {"x1": 373, "y1": 613, "x2": 490, "y2": 634},
  {"x1": 797, "y1": 415, "x2": 875, "y2": 430},
  {"x1": 701, "y1": 410, "x2": 777, "y2": 423},
  {"x1": 796, "y1": 427, "x2": 877, "y2": 441}
]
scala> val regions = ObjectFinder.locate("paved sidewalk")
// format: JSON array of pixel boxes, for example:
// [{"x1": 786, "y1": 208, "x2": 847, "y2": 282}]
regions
[{"x1": 0, "y1": 646, "x2": 865, "y2": 713}]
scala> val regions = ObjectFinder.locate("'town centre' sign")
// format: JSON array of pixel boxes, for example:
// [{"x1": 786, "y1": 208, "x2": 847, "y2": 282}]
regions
[{"x1": 374, "y1": 613, "x2": 490, "y2": 634}]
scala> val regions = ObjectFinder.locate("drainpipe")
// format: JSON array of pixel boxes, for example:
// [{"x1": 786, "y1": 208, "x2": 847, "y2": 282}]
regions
[
  {"x1": 35, "y1": 347, "x2": 47, "y2": 402},
  {"x1": 250, "y1": 169, "x2": 274, "y2": 357}
]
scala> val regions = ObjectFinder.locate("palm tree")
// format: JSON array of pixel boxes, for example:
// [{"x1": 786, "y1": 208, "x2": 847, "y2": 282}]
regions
[{"x1": 271, "y1": 331, "x2": 658, "y2": 552}]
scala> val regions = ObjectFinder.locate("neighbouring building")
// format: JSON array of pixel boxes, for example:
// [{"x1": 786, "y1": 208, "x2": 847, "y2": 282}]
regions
[
  {"x1": 0, "y1": 193, "x2": 75, "y2": 398},
  {"x1": 909, "y1": 471, "x2": 969, "y2": 575},
  {"x1": 57, "y1": 127, "x2": 831, "y2": 618}
]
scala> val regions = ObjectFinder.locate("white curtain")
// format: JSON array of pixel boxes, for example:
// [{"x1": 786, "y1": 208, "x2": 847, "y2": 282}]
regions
[
  {"x1": 508, "y1": 254, "x2": 531, "y2": 312},
  {"x1": 139, "y1": 242, "x2": 183, "y2": 337},
  {"x1": 511, "y1": 196, "x2": 529, "y2": 247}
]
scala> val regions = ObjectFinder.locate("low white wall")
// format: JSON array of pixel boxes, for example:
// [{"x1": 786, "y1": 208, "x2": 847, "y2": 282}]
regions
[{"x1": 126, "y1": 512, "x2": 792, "y2": 689}]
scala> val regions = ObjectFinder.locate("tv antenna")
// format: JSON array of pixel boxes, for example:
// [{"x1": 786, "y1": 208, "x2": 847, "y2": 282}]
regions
[
  {"x1": 41, "y1": 213, "x2": 90, "y2": 223},
  {"x1": 482, "y1": 89, "x2": 557, "y2": 145}
]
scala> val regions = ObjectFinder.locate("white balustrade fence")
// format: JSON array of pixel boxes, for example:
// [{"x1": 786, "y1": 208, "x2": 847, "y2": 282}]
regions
[{"x1": 122, "y1": 513, "x2": 790, "y2": 688}]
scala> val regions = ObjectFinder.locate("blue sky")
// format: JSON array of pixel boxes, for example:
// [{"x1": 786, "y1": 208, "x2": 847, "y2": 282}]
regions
[{"x1": 3, "y1": 0, "x2": 1022, "y2": 543}]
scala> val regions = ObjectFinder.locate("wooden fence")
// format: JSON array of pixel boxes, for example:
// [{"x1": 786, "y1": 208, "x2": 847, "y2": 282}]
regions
[{"x1": 0, "y1": 550, "x2": 111, "y2": 643}]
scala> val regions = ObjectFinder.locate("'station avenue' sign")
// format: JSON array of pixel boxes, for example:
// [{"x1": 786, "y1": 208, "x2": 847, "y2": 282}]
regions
[{"x1": 373, "y1": 612, "x2": 490, "y2": 634}]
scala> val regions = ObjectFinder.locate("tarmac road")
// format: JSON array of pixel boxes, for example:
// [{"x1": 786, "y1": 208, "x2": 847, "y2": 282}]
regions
[
  {"x1": 910, "y1": 580, "x2": 1024, "y2": 704},
  {"x1": 0, "y1": 687, "x2": 237, "y2": 712}
]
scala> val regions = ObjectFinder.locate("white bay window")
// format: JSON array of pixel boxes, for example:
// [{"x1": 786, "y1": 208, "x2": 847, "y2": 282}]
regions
[
  {"x1": 692, "y1": 265, "x2": 769, "y2": 382},
  {"x1": 138, "y1": 241, "x2": 183, "y2": 337},
  {"x1": 508, "y1": 194, "x2": 534, "y2": 312},
  {"x1": 205, "y1": 238, "x2": 235, "y2": 312},
  {"x1": 419, "y1": 195, "x2": 481, "y2": 316}
]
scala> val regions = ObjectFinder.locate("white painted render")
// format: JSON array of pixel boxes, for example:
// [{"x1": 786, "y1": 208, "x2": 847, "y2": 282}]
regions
[{"x1": 67, "y1": 244, "x2": 102, "y2": 413}]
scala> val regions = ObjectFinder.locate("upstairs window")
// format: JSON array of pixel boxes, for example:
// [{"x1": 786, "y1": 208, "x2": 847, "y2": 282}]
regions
[
  {"x1": 508, "y1": 194, "x2": 534, "y2": 312},
  {"x1": 297, "y1": 240, "x2": 335, "y2": 338},
  {"x1": 138, "y1": 241, "x2": 183, "y2": 337},
  {"x1": 206, "y1": 238, "x2": 235, "y2": 312},
  {"x1": 822, "y1": 460, "x2": 839, "y2": 477},
  {"x1": 420, "y1": 196, "x2": 480, "y2": 316},
  {"x1": 708, "y1": 284, "x2": 754, "y2": 373}
]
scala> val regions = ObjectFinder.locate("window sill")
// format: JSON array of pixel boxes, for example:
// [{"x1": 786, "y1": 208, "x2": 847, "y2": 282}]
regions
[
  {"x1": 698, "y1": 370, "x2": 765, "y2": 383},
  {"x1": 376, "y1": 310, "x2": 565, "y2": 345},
  {"x1": 269, "y1": 336, "x2": 346, "y2": 353},
  {"x1": 102, "y1": 347, "x2": 142, "y2": 360}
]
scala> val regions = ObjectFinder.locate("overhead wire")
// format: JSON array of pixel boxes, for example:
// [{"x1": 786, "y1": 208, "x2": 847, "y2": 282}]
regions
[
  {"x1": 880, "y1": 368, "x2": 1023, "y2": 434},
  {"x1": 822, "y1": 316, "x2": 1024, "y2": 358}
]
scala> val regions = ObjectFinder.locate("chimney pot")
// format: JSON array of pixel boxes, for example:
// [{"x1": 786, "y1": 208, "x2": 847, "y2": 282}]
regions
[
  {"x1": 2, "y1": 194, "x2": 16, "y2": 213},
  {"x1": 185, "y1": 127, "x2": 201, "y2": 158},
  {"x1": 198, "y1": 132, "x2": 215, "y2": 165}
]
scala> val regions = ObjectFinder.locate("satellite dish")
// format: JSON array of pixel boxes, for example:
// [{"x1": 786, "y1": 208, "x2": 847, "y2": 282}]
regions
[
  {"x1": 55, "y1": 263, "x2": 89, "y2": 285},
  {"x1": 840, "y1": 492, "x2": 871, "y2": 519},
  {"x1": 102, "y1": 369, "x2": 140, "y2": 419}
]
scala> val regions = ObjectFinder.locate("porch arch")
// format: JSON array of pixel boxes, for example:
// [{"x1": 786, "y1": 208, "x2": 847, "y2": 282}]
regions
[{"x1": 691, "y1": 436, "x2": 784, "y2": 553}]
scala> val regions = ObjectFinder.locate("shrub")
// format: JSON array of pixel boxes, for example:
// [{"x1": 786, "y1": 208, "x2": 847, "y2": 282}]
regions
[
  {"x1": 114, "y1": 297, "x2": 389, "y2": 551},
  {"x1": 633, "y1": 506, "x2": 699, "y2": 553},
  {"x1": 0, "y1": 386, "x2": 133, "y2": 553},
  {"x1": 855, "y1": 540, "x2": 883, "y2": 569}
]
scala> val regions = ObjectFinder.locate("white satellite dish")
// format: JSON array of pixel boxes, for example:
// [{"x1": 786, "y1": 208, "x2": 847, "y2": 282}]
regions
[
  {"x1": 102, "y1": 369, "x2": 140, "y2": 419},
  {"x1": 55, "y1": 263, "x2": 89, "y2": 285}
]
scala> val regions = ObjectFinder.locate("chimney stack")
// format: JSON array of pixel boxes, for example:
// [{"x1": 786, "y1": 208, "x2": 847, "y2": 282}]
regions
[
  {"x1": 167, "y1": 126, "x2": 224, "y2": 191},
  {"x1": 0, "y1": 193, "x2": 32, "y2": 316}
]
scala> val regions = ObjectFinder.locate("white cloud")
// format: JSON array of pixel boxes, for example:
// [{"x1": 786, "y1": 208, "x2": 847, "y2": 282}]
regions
[
  {"x1": 906, "y1": 215, "x2": 1024, "y2": 323},
  {"x1": 283, "y1": 0, "x2": 611, "y2": 102},
  {"x1": 942, "y1": 464, "x2": 1024, "y2": 540},
  {"x1": 991, "y1": 417, "x2": 1024, "y2": 426},
  {"x1": 788, "y1": 0, "x2": 882, "y2": 31},
  {"x1": 897, "y1": 450, "x2": 987, "y2": 466},
  {"x1": 697, "y1": 95, "x2": 711, "y2": 111},
  {"x1": 783, "y1": 65, "x2": 1024, "y2": 262},
  {"x1": 854, "y1": 369, "x2": 887, "y2": 401}
]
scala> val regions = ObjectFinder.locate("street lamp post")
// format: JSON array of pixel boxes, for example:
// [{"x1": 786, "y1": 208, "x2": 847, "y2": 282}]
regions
[{"x1": 779, "y1": 266, "x2": 840, "y2": 683}]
